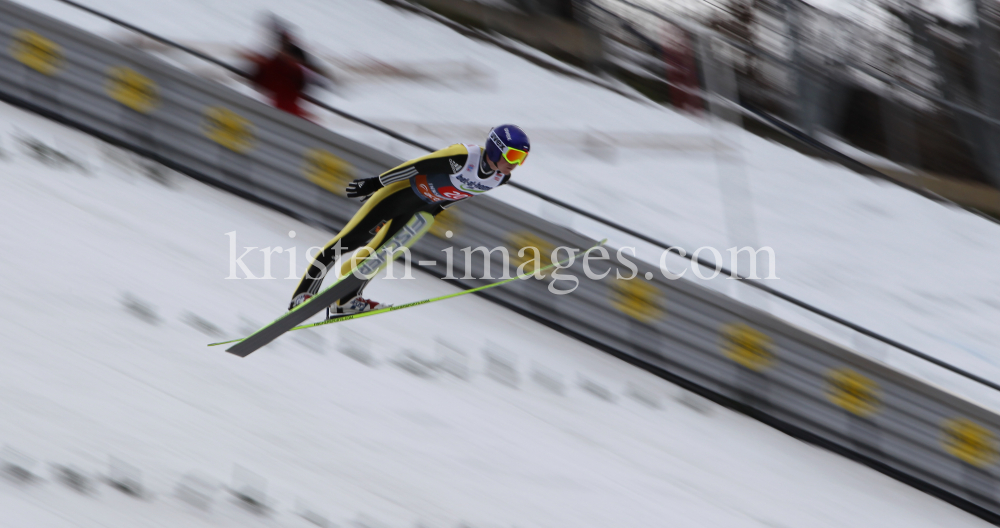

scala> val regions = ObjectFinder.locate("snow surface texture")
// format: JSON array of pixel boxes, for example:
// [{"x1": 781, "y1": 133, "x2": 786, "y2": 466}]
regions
[{"x1": 0, "y1": 93, "x2": 990, "y2": 526}]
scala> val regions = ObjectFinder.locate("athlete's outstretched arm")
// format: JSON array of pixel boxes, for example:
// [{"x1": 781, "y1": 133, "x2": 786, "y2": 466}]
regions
[
  {"x1": 346, "y1": 144, "x2": 471, "y2": 202},
  {"x1": 377, "y1": 144, "x2": 469, "y2": 185}
]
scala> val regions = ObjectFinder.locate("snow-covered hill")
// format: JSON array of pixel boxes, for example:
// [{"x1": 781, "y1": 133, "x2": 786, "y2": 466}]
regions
[
  {"x1": 0, "y1": 94, "x2": 988, "y2": 526},
  {"x1": 15, "y1": 0, "x2": 1000, "y2": 404}
]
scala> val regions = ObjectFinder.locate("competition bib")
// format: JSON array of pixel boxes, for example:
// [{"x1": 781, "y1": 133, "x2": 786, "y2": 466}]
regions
[{"x1": 411, "y1": 144, "x2": 505, "y2": 204}]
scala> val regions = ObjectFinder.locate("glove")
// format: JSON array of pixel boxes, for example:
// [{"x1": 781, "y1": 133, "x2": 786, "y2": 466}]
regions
[{"x1": 346, "y1": 177, "x2": 384, "y2": 202}]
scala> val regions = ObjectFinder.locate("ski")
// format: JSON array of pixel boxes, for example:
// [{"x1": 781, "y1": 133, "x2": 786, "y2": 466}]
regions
[
  {"x1": 210, "y1": 238, "x2": 606, "y2": 347},
  {"x1": 218, "y1": 212, "x2": 435, "y2": 356}
]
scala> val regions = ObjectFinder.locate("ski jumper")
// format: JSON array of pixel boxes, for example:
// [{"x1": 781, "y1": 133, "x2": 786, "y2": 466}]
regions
[{"x1": 290, "y1": 143, "x2": 510, "y2": 308}]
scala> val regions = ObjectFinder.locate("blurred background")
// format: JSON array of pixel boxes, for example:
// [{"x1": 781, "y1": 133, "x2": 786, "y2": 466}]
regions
[{"x1": 2, "y1": 0, "x2": 1000, "y2": 526}]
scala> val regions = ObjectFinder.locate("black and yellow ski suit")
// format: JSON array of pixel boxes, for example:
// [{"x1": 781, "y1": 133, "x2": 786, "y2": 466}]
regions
[{"x1": 289, "y1": 143, "x2": 510, "y2": 308}]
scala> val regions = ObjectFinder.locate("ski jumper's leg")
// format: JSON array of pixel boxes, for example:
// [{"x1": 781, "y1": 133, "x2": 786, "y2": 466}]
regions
[
  {"x1": 332, "y1": 216, "x2": 397, "y2": 281},
  {"x1": 290, "y1": 181, "x2": 412, "y2": 305},
  {"x1": 332, "y1": 208, "x2": 436, "y2": 304}
]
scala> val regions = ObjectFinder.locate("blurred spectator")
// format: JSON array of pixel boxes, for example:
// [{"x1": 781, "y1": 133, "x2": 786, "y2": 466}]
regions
[
  {"x1": 242, "y1": 17, "x2": 333, "y2": 120},
  {"x1": 662, "y1": 23, "x2": 701, "y2": 115},
  {"x1": 244, "y1": 44, "x2": 307, "y2": 118}
]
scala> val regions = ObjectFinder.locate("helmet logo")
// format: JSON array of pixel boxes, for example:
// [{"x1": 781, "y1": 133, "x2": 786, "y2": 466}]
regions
[{"x1": 504, "y1": 127, "x2": 511, "y2": 140}]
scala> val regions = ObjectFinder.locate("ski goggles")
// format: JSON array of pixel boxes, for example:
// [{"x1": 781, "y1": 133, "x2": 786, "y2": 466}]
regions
[{"x1": 489, "y1": 131, "x2": 529, "y2": 166}]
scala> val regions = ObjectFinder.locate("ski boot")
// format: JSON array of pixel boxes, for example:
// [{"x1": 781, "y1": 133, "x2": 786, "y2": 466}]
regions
[{"x1": 326, "y1": 295, "x2": 389, "y2": 319}]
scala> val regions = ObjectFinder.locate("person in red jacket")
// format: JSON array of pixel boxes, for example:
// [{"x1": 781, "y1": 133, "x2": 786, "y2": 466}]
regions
[
  {"x1": 244, "y1": 40, "x2": 309, "y2": 118},
  {"x1": 243, "y1": 16, "x2": 335, "y2": 119}
]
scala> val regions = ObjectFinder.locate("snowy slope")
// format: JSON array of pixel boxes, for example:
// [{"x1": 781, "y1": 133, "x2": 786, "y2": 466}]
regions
[
  {"x1": 0, "y1": 98, "x2": 989, "y2": 526},
  {"x1": 15, "y1": 0, "x2": 1000, "y2": 403}
]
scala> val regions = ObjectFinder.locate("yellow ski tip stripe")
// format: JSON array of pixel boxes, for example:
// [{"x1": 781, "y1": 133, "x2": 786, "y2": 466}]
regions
[{"x1": 207, "y1": 338, "x2": 242, "y2": 346}]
